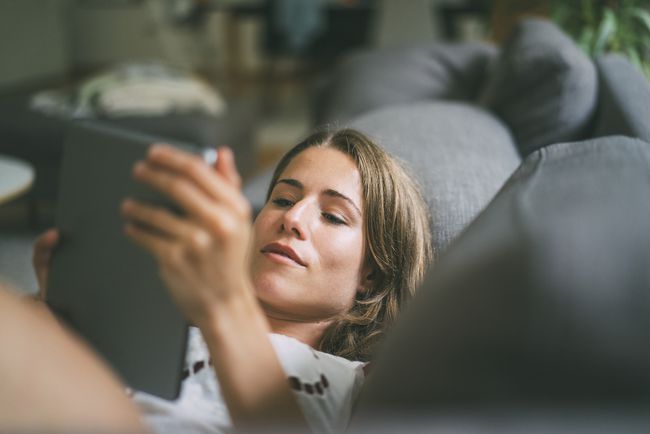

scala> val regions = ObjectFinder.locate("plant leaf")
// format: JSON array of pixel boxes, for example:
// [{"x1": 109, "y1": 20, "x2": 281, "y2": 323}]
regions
[
  {"x1": 643, "y1": 63, "x2": 650, "y2": 80},
  {"x1": 551, "y1": 2, "x2": 571, "y2": 27},
  {"x1": 630, "y1": 7, "x2": 650, "y2": 34},
  {"x1": 593, "y1": 8, "x2": 617, "y2": 55},
  {"x1": 626, "y1": 47, "x2": 643, "y2": 70},
  {"x1": 579, "y1": 28, "x2": 595, "y2": 55}
]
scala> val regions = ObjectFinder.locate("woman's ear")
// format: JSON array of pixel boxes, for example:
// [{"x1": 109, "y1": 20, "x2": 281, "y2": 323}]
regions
[{"x1": 357, "y1": 267, "x2": 376, "y2": 295}]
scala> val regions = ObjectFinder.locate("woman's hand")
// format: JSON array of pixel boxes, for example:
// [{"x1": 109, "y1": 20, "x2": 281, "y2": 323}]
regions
[
  {"x1": 32, "y1": 228, "x2": 60, "y2": 301},
  {"x1": 121, "y1": 145, "x2": 253, "y2": 327},
  {"x1": 124, "y1": 145, "x2": 307, "y2": 429}
]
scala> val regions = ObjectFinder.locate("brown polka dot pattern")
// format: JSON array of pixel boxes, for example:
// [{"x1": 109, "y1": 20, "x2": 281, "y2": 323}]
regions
[
  {"x1": 288, "y1": 376, "x2": 302, "y2": 391},
  {"x1": 286, "y1": 374, "x2": 330, "y2": 396},
  {"x1": 182, "y1": 358, "x2": 212, "y2": 380}
]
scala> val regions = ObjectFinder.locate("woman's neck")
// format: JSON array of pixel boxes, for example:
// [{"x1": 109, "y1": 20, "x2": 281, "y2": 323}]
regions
[{"x1": 262, "y1": 310, "x2": 332, "y2": 349}]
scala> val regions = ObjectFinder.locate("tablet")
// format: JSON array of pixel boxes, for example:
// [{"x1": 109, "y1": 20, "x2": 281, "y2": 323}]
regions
[{"x1": 47, "y1": 120, "x2": 201, "y2": 399}]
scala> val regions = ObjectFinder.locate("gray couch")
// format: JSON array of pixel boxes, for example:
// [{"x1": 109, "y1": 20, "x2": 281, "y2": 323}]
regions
[
  {"x1": 244, "y1": 19, "x2": 650, "y2": 430},
  {"x1": 246, "y1": 19, "x2": 650, "y2": 257}
]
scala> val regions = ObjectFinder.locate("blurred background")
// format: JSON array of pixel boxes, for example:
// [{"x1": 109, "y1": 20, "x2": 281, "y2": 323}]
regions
[{"x1": 0, "y1": 0, "x2": 648, "y2": 291}]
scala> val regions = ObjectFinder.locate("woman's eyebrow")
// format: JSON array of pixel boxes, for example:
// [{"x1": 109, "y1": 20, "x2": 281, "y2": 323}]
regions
[
  {"x1": 276, "y1": 178, "x2": 361, "y2": 217},
  {"x1": 323, "y1": 189, "x2": 361, "y2": 217},
  {"x1": 277, "y1": 178, "x2": 303, "y2": 189}
]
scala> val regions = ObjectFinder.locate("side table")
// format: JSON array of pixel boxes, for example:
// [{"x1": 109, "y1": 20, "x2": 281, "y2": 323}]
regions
[{"x1": 0, "y1": 154, "x2": 35, "y2": 205}]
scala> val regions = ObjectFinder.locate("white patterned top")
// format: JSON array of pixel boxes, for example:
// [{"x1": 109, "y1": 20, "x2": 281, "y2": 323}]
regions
[{"x1": 132, "y1": 327, "x2": 366, "y2": 434}]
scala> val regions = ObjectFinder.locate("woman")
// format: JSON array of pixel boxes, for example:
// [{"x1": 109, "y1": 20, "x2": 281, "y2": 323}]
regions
[{"x1": 1, "y1": 129, "x2": 431, "y2": 433}]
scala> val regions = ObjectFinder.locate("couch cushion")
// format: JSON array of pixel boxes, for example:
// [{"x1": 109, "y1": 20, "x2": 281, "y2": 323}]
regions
[
  {"x1": 315, "y1": 42, "x2": 497, "y2": 125},
  {"x1": 349, "y1": 102, "x2": 521, "y2": 257},
  {"x1": 480, "y1": 19, "x2": 598, "y2": 157},
  {"x1": 352, "y1": 136, "x2": 650, "y2": 423}
]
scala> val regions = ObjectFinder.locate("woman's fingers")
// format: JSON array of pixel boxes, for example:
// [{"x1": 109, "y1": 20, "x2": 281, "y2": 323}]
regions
[
  {"x1": 146, "y1": 144, "x2": 241, "y2": 200},
  {"x1": 132, "y1": 161, "x2": 250, "y2": 224},
  {"x1": 125, "y1": 220, "x2": 212, "y2": 273},
  {"x1": 121, "y1": 199, "x2": 229, "y2": 259},
  {"x1": 32, "y1": 228, "x2": 60, "y2": 299},
  {"x1": 123, "y1": 222, "x2": 172, "y2": 263},
  {"x1": 216, "y1": 147, "x2": 242, "y2": 188},
  {"x1": 121, "y1": 199, "x2": 189, "y2": 239}
]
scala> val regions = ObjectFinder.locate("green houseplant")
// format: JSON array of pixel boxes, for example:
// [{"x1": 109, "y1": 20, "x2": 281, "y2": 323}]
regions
[{"x1": 550, "y1": 0, "x2": 650, "y2": 78}]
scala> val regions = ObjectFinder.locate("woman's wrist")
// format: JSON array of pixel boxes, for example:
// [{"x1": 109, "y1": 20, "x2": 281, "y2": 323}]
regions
[
  {"x1": 195, "y1": 279, "x2": 268, "y2": 341},
  {"x1": 193, "y1": 281, "x2": 299, "y2": 427}
]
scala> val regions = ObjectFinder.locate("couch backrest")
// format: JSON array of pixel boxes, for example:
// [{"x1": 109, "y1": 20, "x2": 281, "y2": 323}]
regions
[{"x1": 313, "y1": 42, "x2": 497, "y2": 126}]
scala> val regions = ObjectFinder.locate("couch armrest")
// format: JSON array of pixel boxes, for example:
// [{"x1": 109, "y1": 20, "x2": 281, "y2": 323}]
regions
[{"x1": 593, "y1": 54, "x2": 650, "y2": 142}]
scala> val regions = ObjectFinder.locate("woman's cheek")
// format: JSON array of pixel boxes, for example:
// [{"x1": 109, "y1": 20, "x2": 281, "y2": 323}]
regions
[{"x1": 321, "y1": 231, "x2": 364, "y2": 271}]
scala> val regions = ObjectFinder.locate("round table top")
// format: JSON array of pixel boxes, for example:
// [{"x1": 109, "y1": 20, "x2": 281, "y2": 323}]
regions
[{"x1": 0, "y1": 155, "x2": 35, "y2": 205}]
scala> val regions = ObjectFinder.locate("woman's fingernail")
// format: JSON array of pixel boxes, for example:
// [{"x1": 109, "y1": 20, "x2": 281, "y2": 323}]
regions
[
  {"x1": 149, "y1": 143, "x2": 170, "y2": 158},
  {"x1": 202, "y1": 148, "x2": 218, "y2": 167}
]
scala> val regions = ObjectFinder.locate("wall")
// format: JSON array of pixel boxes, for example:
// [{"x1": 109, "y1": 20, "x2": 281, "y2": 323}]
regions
[
  {"x1": 68, "y1": 0, "x2": 231, "y2": 72},
  {"x1": 0, "y1": 0, "x2": 451, "y2": 90},
  {"x1": 0, "y1": 0, "x2": 273, "y2": 88},
  {"x1": 69, "y1": 1, "x2": 164, "y2": 69},
  {"x1": 0, "y1": 0, "x2": 70, "y2": 89},
  {"x1": 372, "y1": 0, "x2": 441, "y2": 46}
]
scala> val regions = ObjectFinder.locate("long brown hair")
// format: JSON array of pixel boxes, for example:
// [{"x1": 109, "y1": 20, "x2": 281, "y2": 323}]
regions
[{"x1": 266, "y1": 129, "x2": 432, "y2": 361}]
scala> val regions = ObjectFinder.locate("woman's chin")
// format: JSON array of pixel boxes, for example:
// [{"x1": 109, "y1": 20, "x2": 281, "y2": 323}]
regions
[
  {"x1": 253, "y1": 278, "x2": 310, "y2": 319},
  {"x1": 252, "y1": 274, "x2": 288, "y2": 302}
]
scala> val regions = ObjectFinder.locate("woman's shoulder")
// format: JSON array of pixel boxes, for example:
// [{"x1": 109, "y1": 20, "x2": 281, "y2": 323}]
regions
[{"x1": 270, "y1": 333, "x2": 366, "y2": 433}]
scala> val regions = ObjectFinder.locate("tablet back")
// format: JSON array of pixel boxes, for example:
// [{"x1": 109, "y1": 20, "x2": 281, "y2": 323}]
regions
[{"x1": 48, "y1": 121, "x2": 190, "y2": 399}]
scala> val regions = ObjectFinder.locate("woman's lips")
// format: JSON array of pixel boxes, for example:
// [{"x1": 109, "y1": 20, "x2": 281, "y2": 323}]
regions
[{"x1": 260, "y1": 243, "x2": 306, "y2": 267}]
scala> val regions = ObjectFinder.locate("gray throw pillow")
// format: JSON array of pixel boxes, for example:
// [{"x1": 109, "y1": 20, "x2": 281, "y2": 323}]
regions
[
  {"x1": 593, "y1": 54, "x2": 650, "y2": 143},
  {"x1": 480, "y1": 19, "x2": 598, "y2": 157},
  {"x1": 352, "y1": 136, "x2": 650, "y2": 425}
]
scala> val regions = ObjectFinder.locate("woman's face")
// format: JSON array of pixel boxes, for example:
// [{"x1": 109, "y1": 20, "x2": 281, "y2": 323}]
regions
[{"x1": 250, "y1": 146, "x2": 371, "y2": 323}]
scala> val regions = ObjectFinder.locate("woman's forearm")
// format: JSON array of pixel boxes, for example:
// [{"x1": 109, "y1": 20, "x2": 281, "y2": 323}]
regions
[
  {"x1": 0, "y1": 283, "x2": 146, "y2": 433},
  {"x1": 197, "y1": 286, "x2": 308, "y2": 431}
]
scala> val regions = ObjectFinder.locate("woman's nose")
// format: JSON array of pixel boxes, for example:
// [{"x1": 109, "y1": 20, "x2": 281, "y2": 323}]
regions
[{"x1": 281, "y1": 201, "x2": 309, "y2": 240}]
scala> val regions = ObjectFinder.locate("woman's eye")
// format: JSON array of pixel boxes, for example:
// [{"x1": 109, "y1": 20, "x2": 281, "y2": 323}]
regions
[
  {"x1": 272, "y1": 198, "x2": 293, "y2": 208},
  {"x1": 323, "y1": 213, "x2": 346, "y2": 225}
]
